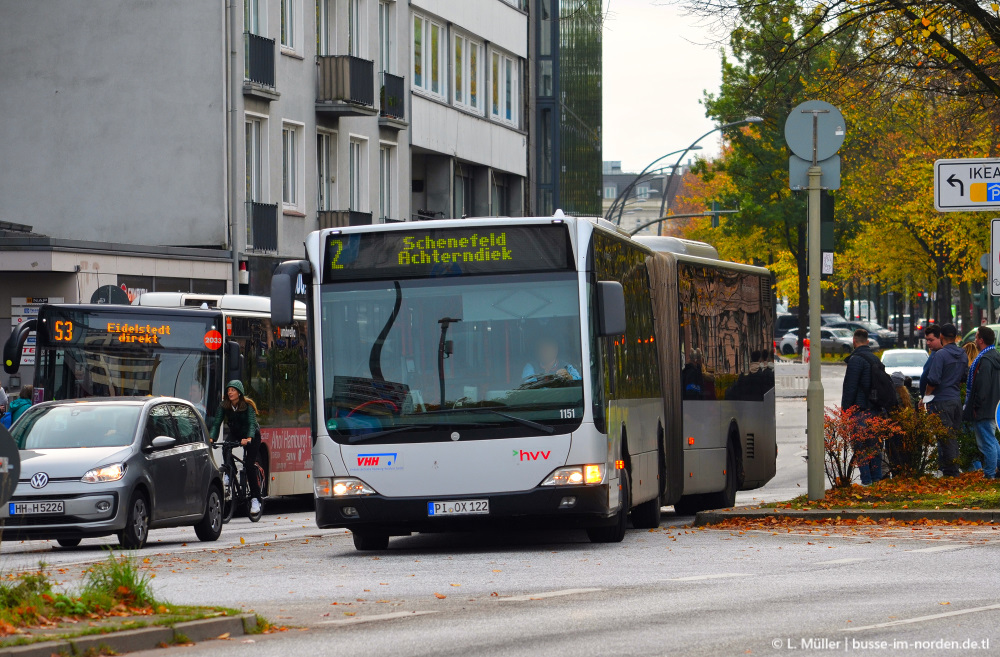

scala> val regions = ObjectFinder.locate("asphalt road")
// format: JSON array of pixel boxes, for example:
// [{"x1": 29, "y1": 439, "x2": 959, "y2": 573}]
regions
[{"x1": 7, "y1": 363, "x2": 999, "y2": 656}]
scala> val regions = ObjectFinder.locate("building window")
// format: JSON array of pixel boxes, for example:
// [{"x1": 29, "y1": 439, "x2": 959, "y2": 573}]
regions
[
  {"x1": 281, "y1": 0, "x2": 296, "y2": 50},
  {"x1": 317, "y1": 132, "x2": 336, "y2": 211},
  {"x1": 282, "y1": 124, "x2": 300, "y2": 207},
  {"x1": 491, "y1": 173, "x2": 508, "y2": 216},
  {"x1": 349, "y1": 138, "x2": 367, "y2": 211},
  {"x1": 379, "y1": 144, "x2": 394, "y2": 221},
  {"x1": 636, "y1": 184, "x2": 649, "y2": 201},
  {"x1": 491, "y1": 51, "x2": 518, "y2": 126},
  {"x1": 245, "y1": 118, "x2": 264, "y2": 203},
  {"x1": 245, "y1": 0, "x2": 261, "y2": 34},
  {"x1": 348, "y1": 0, "x2": 365, "y2": 58},
  {"x1": 378, "y1": 1, "x2": 391, "y2": 73},
  {"x1": 413, "y1": 14, "x2": 444, "y2": 98},
  {"x1": 604, "y1": 185, "x2": 617, "y2": 200},
  {"x1": 453, "y1": 33, "x2": 481, "y2": 111},
  {"x1": 317, "y1": 0, "x2": 331, "y2": 55}
]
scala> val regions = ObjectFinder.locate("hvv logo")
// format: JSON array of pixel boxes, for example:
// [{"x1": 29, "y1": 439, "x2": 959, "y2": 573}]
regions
[
  {"x1": 514, "y1": 449, "x2": 550, "y2": 462},
  {"x1": 354, "y1": 452, "x2": 403, "y2": 471}
]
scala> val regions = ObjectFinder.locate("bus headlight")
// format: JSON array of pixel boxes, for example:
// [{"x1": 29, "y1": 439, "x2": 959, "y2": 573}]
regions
[
  {"x1": 540, "y1": 464, "x2": 605, "y2": 486},
  {"x1": 315, "y1": 477, "x2": 377, "y2": 497},
  {"x1": 82, "y1": 463, "x2": 126, "y2": 483}
]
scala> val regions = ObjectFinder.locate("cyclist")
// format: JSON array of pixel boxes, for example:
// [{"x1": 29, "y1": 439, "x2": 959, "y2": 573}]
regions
[{"x1": 209, "y1": 380, "x2": 263, "y2": 515}]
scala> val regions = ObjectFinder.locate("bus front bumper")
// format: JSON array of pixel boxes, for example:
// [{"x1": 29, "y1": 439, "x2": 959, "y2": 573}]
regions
[{"x1": 315, "y1": 484, "x2": 616, "y2": 534}]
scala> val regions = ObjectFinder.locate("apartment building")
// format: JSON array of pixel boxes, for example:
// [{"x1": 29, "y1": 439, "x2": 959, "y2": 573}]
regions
[{"x1": 407, "y1": 1, "x2": 529, "y2": 219}]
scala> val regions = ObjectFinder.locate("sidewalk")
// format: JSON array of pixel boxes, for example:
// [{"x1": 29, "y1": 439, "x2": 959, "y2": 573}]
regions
[{"x1": 694, "y1": 507, "x2": 1000, "y2": 526}]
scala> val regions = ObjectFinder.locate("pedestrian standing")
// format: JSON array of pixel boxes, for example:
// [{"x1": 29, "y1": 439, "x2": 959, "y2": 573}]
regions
[
  {"x1": 842, "y1": 329, "x2": 881, "y2": 484},
  {"x1": 963, "y1": 342, "x2": 979, "y2": 367},
  {"x1": 0, "y1": 382, "x2": 8, "y2": 416},
  {"x1": 8, "y1": 385, "x2": 33, "y2": 424},
  {"x1": 918, "y1": 325, "x2": 942, "y2": 398},
  {"x1": 962, "y1": 326, "x2": 1000, "y2": 478},
  {"x1": 922, "y1": 323, "x2": 968, "y2": 477}
]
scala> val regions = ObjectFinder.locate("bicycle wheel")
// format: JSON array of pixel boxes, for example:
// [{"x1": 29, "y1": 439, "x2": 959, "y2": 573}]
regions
[
  {"x1": 248, "y1": 462, "x2": 265, "y2": 523},
  {"x1": 221, "y1": 462, "x2": 237, "y2": 524}
]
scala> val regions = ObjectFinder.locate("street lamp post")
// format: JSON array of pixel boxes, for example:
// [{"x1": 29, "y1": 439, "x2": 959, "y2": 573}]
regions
[
  {"x1": 656, "y1": 116, "x2": 764, "y2": 235},
  {"x1": 607, "y1": 148, "x2": 700, "y2": 226}
]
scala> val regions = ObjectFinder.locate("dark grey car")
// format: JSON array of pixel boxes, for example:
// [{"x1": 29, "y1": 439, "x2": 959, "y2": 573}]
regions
[{"x1": 1, "y1": 398, "x2": 223, "y2": 549}]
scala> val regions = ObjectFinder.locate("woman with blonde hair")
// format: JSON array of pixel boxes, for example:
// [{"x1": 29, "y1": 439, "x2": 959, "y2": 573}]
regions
[{"x1": 964, "y1": 341, "x2": 979, "y2": 367}]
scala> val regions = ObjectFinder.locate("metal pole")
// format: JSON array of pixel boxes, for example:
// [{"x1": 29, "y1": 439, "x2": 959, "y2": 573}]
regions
[{"x1": 806, "y1": 113, "x2": 825, "y2": 501}]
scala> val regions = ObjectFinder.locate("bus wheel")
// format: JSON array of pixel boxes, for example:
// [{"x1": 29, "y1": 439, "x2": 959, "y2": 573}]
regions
[
  {"x1": 352, "y1": 530, "x2": 390, "y2": 551},
  {"x1": 630, "y1": 492, "x2": 661, "y2": 529},
  {"x1": 586, "y1": 471, "x2": 629, "y2": 543}
]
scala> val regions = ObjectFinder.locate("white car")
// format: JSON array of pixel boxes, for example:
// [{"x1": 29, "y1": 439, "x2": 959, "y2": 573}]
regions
[{"x1": 880, "y1": 349, "x2": 928, "y2": 389}]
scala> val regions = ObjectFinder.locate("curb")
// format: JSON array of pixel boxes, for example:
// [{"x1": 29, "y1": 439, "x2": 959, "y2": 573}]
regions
[
  {"x1": 0, "y1": 614, "x2": 258, "y2": 657},
  {"x1": 694, "y1": 508, "x2": 1000, "y2": 526}
]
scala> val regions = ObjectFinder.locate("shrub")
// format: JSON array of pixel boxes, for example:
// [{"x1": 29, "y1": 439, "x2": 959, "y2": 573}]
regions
[
  {"x1": 884, "y1": 404, "x2": 946, "y2": 478},
  {"x1": 82, "y1": 553, "x2": 156, "y2": 609},
  {"x1": 823, "y1": 405, "x2": 900, "y2": 487}
]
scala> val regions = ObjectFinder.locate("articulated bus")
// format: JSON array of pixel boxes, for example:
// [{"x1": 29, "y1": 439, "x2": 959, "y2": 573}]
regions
[
  {"x1": 269, "y1": 215, "x2": 776, "y2": 550},
  {"x1": 3, "y1": 294, "x2": 311, "y2": 496}
]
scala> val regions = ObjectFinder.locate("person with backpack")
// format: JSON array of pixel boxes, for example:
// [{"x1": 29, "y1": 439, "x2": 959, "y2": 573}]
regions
[
  {"x1": 842, "y1": 328, "x2": 895, "y2": 484},
  {"x1": 963, "y1": 325, "x2": 1000, "y2": 478},
  {"x1": 922, "y1": 323, "x2": 967, "y2": 477}
]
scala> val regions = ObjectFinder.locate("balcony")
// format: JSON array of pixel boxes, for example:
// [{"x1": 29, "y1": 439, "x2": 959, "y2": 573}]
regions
[
  {"x1": 316, "y1": 56, "x2": 377, "y2": 117},
  {"x1": 247, "y1": 202, "x2": 278, "y2": 253},
  {"x1": 318, "y1": 210, "x2": 374, "y2": 229},
  {"x1": 379, "y1": 72, "x2": 407, "y2": 130},
  {"x1": 243, "y1": 33, "x2": 279, "y2": 101}
]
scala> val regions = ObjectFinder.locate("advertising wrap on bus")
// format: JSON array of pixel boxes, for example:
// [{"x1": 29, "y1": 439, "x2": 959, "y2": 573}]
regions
[{"x1": 323, "y1": 224, "x2": 574, "y2": 282}]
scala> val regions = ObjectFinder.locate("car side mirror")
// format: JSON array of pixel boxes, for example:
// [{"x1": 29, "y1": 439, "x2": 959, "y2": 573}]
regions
[{"x1": 150, "y1": 436, "x2": 176, "y2": 450}]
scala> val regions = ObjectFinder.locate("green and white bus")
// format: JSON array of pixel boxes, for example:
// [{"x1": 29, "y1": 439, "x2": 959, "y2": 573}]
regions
[{"x1": 270, "y1": 215, "x2": 775, "y2": 550}]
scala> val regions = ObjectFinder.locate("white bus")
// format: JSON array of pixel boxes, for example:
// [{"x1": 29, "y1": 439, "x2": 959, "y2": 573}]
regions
[
  {"x1": 3, "y1": 294, "x2": 312, "y2": 497},
  {"x1": 269, "y1": 216, "x2": 776, "y2": 550}
]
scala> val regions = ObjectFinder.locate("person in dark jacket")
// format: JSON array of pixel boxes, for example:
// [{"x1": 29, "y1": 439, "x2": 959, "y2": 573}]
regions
[
  {"x1": 963, "y1": 326, "x2": 1000, "y2": 478},
  {"x1": 918, "y1": 325, "x2": 942, "y2": 397},
  {"x1": 923, "y1": 323, "x2": 967, "y2": 477},
  {"x1": 9, "y1": 385, "x2": 33, "y2": 424},
  {"x1": 209, "y1": 380, "x2": 263, "y2": 513},
  {"x1": 841, "y1": 329, "x2": 881, "y2": 484}
]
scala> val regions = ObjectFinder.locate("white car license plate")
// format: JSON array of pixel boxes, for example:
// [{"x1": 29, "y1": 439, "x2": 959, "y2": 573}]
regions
[
  {"x1": 427, "y1": 499, "x2": 489, "y2": 516},
  {"x1": 9, "y1": 501, "x2": 65, "y2": 516}
]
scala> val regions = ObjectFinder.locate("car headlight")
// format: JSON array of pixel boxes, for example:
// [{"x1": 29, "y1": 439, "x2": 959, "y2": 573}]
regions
[
  {"x1": 540, "y1": 464, "x2": 605, "y2": 486},
  {"x1": 314, "y1": 477, "x2": 377, "y2": 497},
  {"x1": 82, "y1": 463, "x2": 126, "y2": 483}
]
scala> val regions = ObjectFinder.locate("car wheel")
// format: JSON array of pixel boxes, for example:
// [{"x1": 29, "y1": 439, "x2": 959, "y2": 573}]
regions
[
  {"x1": 118, "y1": 492, "x2": 150, "y2": 550},
  {"x1": 56, "y1": 538, "x2": 82, "y2": 548},
  {"x1": 194, "y1": 486, "x2": 223, "y2": 542},
  {"x1": 781, "y1": 344, "x2": 794, "y2": 355}
]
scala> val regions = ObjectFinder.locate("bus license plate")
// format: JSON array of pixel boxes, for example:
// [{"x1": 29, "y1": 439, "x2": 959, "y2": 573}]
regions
[
  {"x1": 427, "y1": 500, "x2": 489, "y2": 516},
  {"x1": 9, "y1": 501, "x2": 65, "y2": 516}
]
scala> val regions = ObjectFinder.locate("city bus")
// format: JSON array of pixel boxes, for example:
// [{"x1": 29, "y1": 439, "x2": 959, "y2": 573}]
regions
[
  {"x1": 3, "y1": 294, "x2": 311, "y2": 496},
  {"x1": 269, "y1": 215, "x2": 776, "y2": 550}
]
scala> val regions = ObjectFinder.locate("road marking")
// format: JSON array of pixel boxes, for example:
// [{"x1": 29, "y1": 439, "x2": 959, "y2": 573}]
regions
[
  {"x1": 844, "y1": 603, "x2": 1000, "y2": 632},
  {"x1": 319, "y1": 611, "x2": 438, "y2": 625},
  {"x1": 668, "y1": 573, "x2": 750, "y2": 582},
  {"x1": 815, "y1": 558, "x2": 868, "y2": 565},
  {"x1": 906, "y1": 545, "x2": 967, "y2": 553},
  {"x1": 499, "y1": 588, "x2": 602, "y2": 601}
]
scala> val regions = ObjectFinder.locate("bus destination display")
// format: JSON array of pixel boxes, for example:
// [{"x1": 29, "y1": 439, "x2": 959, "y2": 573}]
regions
[
  {"x1": 323, "y1": 224, "x2": 573, "y2": 282},
  {"x1": 41, "y1": 309, "x2": 224, "y2": 351}
]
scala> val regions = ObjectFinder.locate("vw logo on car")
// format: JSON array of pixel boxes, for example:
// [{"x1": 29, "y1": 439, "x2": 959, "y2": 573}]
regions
[{"x1": 30, "y1": 472, "x2": 49, "y2": 489}]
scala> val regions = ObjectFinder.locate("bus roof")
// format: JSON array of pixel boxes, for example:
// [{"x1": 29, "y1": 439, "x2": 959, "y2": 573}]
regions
[
  {"x1": 633, "y1": 236, "x2": 720, "y2": 260},
  {"x1": 133, "y1": 293, "x2": 306, "y2": 318}
]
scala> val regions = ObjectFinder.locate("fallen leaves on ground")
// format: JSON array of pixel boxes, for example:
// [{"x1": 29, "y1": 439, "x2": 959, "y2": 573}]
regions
[{"x1": 766, "y1": 472, "x2": 1000, "y2": 511}]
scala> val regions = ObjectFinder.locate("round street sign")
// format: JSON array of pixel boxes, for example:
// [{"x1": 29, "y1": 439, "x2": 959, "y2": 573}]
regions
[
  {"x1": 0, "y1": 423, "x2": 21, "y2": 507},
  {"x1": 784, "y1": 100, "x2": 846, "y2": 163}
]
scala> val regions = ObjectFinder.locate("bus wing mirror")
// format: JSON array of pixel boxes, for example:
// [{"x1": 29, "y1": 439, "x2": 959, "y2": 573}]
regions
[
  {"x1": 597, "y1": 281, "x2": 626, "y2": 337},
  {"x1": 225, "y1": 341, "x2": 242, "y2": 382},
  {"x1": 271, "y1": 260, "x2": 311, "y2": 327},
  {"x1": 4, "y1": 318, "x2": 37, "y2": 374}
]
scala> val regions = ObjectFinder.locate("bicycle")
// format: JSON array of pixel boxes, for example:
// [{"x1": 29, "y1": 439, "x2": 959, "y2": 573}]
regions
[{"x1": 217, "y1": 440, "x2": 265, "y2": 524}]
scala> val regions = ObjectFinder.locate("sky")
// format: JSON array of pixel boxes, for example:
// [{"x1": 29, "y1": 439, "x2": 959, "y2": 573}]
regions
[{"x1": 601, "y1": 0, "x2": 724, "y2": 173}]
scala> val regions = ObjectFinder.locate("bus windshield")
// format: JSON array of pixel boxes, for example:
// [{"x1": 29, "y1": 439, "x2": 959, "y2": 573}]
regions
[
  {"x1": 320, "y1": 272, "x2": 584, "y2": 442},
  {"x1": 34, "y1": 307, "x2": 221, "y2": 418}
]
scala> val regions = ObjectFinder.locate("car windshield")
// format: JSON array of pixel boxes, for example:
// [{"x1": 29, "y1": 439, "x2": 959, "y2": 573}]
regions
[
  {"x1": 860, "y1": 322, "x2": 885, "y2": 332},
  {"x1": 319, "y1": 273, "x2": 584, "y2": 442},
  {"x1": 829, "y1": 329, "x2": 853, "y2": 338},
  {"x1": 12, "y1": 404, "x2": 142, "y2": 449},
  {"x1": 881, "y1": 352, "x2": 928, "y2": 368}
]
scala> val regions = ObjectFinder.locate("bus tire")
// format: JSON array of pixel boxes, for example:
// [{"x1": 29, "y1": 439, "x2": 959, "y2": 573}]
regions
[
  {"x1": 586, "y1": 470, "x2": 629, "y2": 544},
  {"x1": 352, "y1": 530, "x2": 390, "y2": 551},
  {"x1": 630, "y1": 442, "x2": 663, "y2": 529}
]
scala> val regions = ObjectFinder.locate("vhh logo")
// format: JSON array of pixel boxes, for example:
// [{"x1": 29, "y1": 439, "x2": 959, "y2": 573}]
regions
[
  {"x1": 357, "y1": 456, "x2": 380, "y2": 466},
  {"x1": 515, "y1": 450, "x2": 550, "y2": 462},
  {"x1": 355, "y1": 453, "x2": 398, "y2": 468}
]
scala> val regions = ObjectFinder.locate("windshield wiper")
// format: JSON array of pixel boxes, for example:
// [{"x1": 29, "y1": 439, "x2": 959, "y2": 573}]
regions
[
  {"x1": 417, "y1": 407, "x2": 557, "y2": 434},
  {"x1": 345, "y1": 422, "x2": 494, "y2": 444}
]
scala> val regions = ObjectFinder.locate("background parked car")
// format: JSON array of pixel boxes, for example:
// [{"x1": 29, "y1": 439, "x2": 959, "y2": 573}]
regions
[
  {"x1": 826, "y1": 320, "x2": 897, "y2": 350},
  {"x1": 774, "y1": 313, "x2": 798, "y2": 340},
  {"x1": 779, "y1": 328, "x2": 879, "y2": 355},
  {"x1": 1, "y1": 398, "x2": 224, "y2": 549},
  {"x1": 960, "y1": 324, "x2": 1000, "y2": 346},
  {"x1": 880, "y1": 349, "x2": 928, "y2": 389}
]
